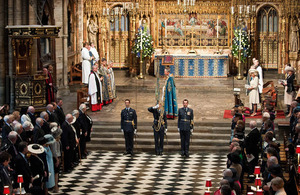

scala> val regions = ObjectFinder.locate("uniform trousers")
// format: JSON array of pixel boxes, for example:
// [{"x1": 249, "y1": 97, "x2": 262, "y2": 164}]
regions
[
  {"x1": 124, "y1": 131, "x2": 134, "y2": 153},
  {"x1": 180, "y1": 130, "x2": 191, "y2": 154},
  {"x1": 154, "y1": 128, "x2": 164, "y2": 154}
]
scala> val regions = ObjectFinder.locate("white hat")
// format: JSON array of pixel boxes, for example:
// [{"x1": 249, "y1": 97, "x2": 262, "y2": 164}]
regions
[
  {"x1": 28, "y1": 144, "x2": 45, "y2": 154},
  {"x1": 249, "y1": 69, "x2": 258, "y2": 75},
  {"x1": 262, "y1": 112, "x2": 270, "y2": 118},
  {"x1": 285, "y1": 66, "x2": 295, "y2": 73}
]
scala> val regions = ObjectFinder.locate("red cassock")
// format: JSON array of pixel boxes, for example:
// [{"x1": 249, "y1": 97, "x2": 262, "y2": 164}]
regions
[{"x1": 45, "y1": 71, "x2": 55, "y2": 104}]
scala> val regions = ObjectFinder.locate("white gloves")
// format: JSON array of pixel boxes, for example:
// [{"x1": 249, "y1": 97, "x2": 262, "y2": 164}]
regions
[
  {"x1": 121, "y1": 129, "x2": 123, "y2": 133},
  {"x1": 164, "y1": 129, "x2": 167, "y2": 133},
  {"x1": 190, "y1": 129, "x2": 194, "y2": 133},
  {"x1": 134, "y1": 129, "x2": 137, "y2": 135},
  {"x1": 153, "y1": 104, "x2": 159, "y2": 109},
  {"x1": 178, "y1": 128, "x2": 180, "y2": 132}
]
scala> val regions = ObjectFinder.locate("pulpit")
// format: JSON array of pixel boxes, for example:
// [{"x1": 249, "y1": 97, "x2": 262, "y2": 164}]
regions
[
  {"x1": 154, "y1": 54, "x2": 229, "y2": 78},
  {"x1": 6, "y1": 25, "x2": 60, "y2": 109}
]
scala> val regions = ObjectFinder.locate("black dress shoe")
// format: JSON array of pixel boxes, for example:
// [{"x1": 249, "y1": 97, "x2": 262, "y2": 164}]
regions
[
  {"x1": 123, "y1": 152, "x2": 128, "y2": 155},
  {"x1": 185, "y1": 153, "x2": 189, "y2": 157},
  {"x1": 160, "y1": 152, "x2": 163, "y2": 156},
  {"x1": 181, "y1": 153, "x2": 185, "y2": 157},
  {"x1": 130, "y1": 151, "x2": 134, "y2": 156}
]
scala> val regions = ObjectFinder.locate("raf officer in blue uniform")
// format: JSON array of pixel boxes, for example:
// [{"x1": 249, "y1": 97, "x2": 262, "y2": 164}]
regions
[
  {"x1": 178, "y1": 99, "x2": 194, "y2": 157},
  {"x1": 148, "y1": 102, "x2": 167, "y2": 156},
  {"x1": 121, "y1": 99, "x2": 137, "y2": 156}
]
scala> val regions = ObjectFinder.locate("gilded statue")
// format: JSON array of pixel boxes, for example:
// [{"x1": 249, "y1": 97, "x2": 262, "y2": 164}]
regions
[
  {"x1": 88, "y1": 17, "x2": 98, "y2": 48},
  {"x1": 290, "y1": 18, "x2": 299, "y2": 52}
]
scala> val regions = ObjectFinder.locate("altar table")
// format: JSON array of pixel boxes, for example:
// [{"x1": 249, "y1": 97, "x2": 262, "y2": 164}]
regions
[{"x1": 154, "y1": 54, "x2": 229, "y2": 78}]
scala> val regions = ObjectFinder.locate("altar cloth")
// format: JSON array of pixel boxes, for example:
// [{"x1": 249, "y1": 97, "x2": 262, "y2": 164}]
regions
[{"x1": 154, "y1": 54, "x2": 229, "y2": 78}]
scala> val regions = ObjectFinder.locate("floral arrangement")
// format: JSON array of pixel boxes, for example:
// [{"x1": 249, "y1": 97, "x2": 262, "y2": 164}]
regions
[
  {"x1": 232, "y1": 26, "x2": 251, "y2": 63},
  {"x1": 132, "y1": 26, "x2": 154, "y2": 59}
]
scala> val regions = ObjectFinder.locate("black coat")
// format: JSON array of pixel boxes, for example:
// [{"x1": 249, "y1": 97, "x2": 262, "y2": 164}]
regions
[
  {"x1": 55, "y1": 106, "x2": 65, "y2": 125},
  {"x1": 46, "y1": 110, "x2": 60, "y2": 125},
  {"x1": 14, "y1": 153, "x2": 32, "y2": 189},
  {"x1": 1, "y1": 139, "x2": 18, "y2": 169},
  {"x1": 245, "y1": 127, "x2": 261, "y2": 157},
  {"x1": 78, "y1": 111, "x2": 93, "y2": 141},
  {"x1": 121, "y1": 108, "x2": 137, "y2": 132},
  {"x1": 29, "y1": 155, "x2": 45, "y2": 186},
  {"x1": 286, "y1": 74, "x2": 295, "y2": 92},
  {"x1": 27, "y1": 112, "x2": 36, "y2": 126},
  {"x1": 61, "y1": 121, "x2": 76, "y2": 150},
  {"x1": 41, "y1": 120, "x2": 51, "y2": 135},
  {"x1": 0, "y1": 164, "x2": 13, "y2": 195},
  {"x1": 148, "y1": 107, "x2": 167, "y2": 130},
  {"x1": 33, "y1": 125, "x2": 45, "y2": 144},
  {"x1": 72, "y1": 120, "x2": 81, "y2": 138},
  {"x1": 178, "y1": 107, "x2": 194, "y2": 131},
  {"x1": 1, "y1": 123, "x2": 13, "y2": 143}
]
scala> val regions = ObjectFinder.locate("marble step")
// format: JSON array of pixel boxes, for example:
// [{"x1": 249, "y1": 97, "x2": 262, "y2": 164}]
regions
[{"x1": 87, "y1": 120, "x2": 279, "y2": 152}]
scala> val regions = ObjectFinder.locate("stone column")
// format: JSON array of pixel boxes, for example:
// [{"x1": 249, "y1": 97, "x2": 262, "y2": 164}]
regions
[
  {"x1": 7, "y1": 0, "x2": 14, "y2": 108},
  {"x1": 77, "y1": 0, "x2": 84, "y2": 57},
  {"x1": 54, "y1": 0, "x2": 70, "y2": 97},
  {"x1": 0, "y1": 0, "x2": 7, "y2": 105}
]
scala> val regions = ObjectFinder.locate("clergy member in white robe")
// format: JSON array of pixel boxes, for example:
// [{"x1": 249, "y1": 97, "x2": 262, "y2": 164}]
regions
[
  {"x1": 108, "y1": 61, "x2": 116, "y2": 99},
  {"x1": 254, "y1": 60, "x2": 263, "y2": 94},
  {"x1": 90, "y1": 43, "x2": 99, "y2": 63},
  {"x1": 82, "y1": 42, "x2": 93, "y2": 84},
  {"x1": 88, "y1": 65, "x2": 103, "y2": 112}
]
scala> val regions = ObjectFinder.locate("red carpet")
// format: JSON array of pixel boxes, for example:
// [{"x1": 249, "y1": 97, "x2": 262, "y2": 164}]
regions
[{"x1": 223, "y1": 110, "x2": 286, "y2": 119}]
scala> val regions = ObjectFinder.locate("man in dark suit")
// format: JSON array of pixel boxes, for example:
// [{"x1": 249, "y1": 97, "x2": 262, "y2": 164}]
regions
[
  {"x1": 148, "y1": 103, "x2": 167, "y2": 155},
  {"x1": 27, "y1": 106, "x2": 36, "y2": 126},
  {"x1": 0, "y1": 151, "x2": 13, "y2": 194},
  {"x1": 61, "y1": 114, "x2": 76, "y2": 172},
  {"x1": 178, "y1": 99, "x2": 194, "y2": 157},
  {"x1": 245, "y1": 120, "x2": 261, "y2": 178},
  {"x1": 14, "y1": 142, "x2": 32, "y2": 192},
  {"x1": 55, "y1": 98, "x2": 65, "y2": 125},
  {"x1": 33, "y1": 118, "x2": 45, "y2": 143},
  {"x1": 40, "y1": 111, "x2": 51, "y2": 135},
  {"x1": 1, "y1": 115, "x2": 14, "y2": 144},
  {"x1": 46, "y1": 104, "x2": 60, "y2": 125},
  {"x1": 78, "y1": 104, "x2": 93, "y2": 157},
  {"x1": 121, "y1": 99, "x2": 137, "y2": 156},
  {"x1": 1, "y1": 131, "x2": 18, "y2": 169}
]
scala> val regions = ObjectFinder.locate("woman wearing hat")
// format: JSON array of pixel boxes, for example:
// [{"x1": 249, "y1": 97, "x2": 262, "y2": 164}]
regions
[
  {"x1": 49, "y1": 127, "x2": 62, "y2": 193},
  {"x1": 282, "y1": 65, "x2": 295, "y2": 116},
  {"x1": 28, "y1": 144, "x2": 46, "y2": 194},
  {"x1": 43, "y1": 134, "x2": 55, "y2": 192},
  {"x1": 248, "y1": 69, "x2": 260, "y2": 116}
]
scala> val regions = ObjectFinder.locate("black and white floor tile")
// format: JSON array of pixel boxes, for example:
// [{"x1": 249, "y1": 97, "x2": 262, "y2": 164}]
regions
[{"x1": 54, "y1": 151, "x2": 227, "y2": 194}]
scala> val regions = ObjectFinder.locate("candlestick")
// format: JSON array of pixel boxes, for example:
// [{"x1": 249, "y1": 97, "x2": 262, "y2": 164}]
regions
[
  {"x1": 231, "y1": 6, "x2": 234, "y2": 15},
  {"x1": 178, "y1": 0, "x2": 180, "y2": 5}
]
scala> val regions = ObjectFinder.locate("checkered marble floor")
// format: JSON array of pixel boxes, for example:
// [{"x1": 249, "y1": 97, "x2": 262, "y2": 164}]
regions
[{"x1": 54, "y1": 151, "x2": 227, "y2": 195}]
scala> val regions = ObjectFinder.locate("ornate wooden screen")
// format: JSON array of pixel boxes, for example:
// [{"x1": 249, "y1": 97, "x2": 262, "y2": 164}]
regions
[
  {"x1": 258, "y1": 6, "x2": 279, "y2": 69},
  {"x1": 109, "y1": 6, "x2": 130, "y2": 68}
]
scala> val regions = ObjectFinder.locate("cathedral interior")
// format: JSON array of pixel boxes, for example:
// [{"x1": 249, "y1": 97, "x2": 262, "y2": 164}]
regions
[{"x1": 0, "y1": 0, "x2": 300, "y2": 194}]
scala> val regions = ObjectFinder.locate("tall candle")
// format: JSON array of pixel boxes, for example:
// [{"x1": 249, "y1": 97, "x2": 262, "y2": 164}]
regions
[
  {"x1": 140, "y1": 30, "x2": 143, "y2": 50},
  {"x1": 239, "y1": 30, "x2": 242, "y2": 50},
  {"x1": 231, "y1": 6, "x2": 234, "y2": 15},
  {"x1": 178, "y1": 0, "x2": 180, "y2": 5},
  {"x1": 217, "y1": 18, "x2": 219, "y2": 39},
  {"x1": 165, "y1": 19, "x2": 167, "y2": 37},
  {"x1": 187, "y1": 0, "x2": 189, "y2": 6}
]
